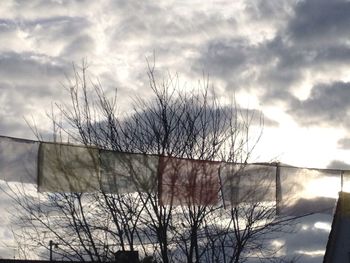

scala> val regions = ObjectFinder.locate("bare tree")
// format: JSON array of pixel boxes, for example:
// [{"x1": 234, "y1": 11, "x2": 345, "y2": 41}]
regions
[{"x1": 4, "y1": 62, "x2": 297, "y2": 262}]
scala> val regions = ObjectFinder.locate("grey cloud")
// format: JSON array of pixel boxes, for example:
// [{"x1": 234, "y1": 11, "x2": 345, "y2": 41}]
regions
[
  {"x1": 25, "y1": 16, "x2": 92, "y2": 53},
  {"x1": 109, "y1": 0, "x2": 235, "y2": 39},
  {"x1": 0, "y1": 52, "x2": 72, "y2": 138},
  {"x1": 254, "y1": 0, "x2": 350, "y2": 105},
  {"x1": 327, "y1": 160, "x2": 350, "y2": 170},
  {"x1": 285, "y1": 223, "x2": 329, "y2": 251},
  {"x1": 288, "y1": 81, "x2": 350, "y2": 127},
  {"x1": 258, "y1": 39, "x2": 350, "y2": 103},
  {"x1": 263, "y1": 37, "x2": 350, "y2": 70},
  {"x1": 288, "y1": 0, "x2": 350, "y2": 46},
  {"x1": 243, "y1": 109, "x2": 279, "y2": 127},
  {"x1": 0, "y1": 19, "x2": 17, "y2": 33},
  {"x1": 103, "y1": 1, "x2": 222, "y2": 85},
  {"x1": 0, "y1": 52, "x2": 67, "y2": 82},
  {"x1": 337, "y1": 137, "x2": 350, "y2": 149},
  {"x1": 0, "y1": 15, "x2": 92, "y2": 56},
  {"x1": 24, "y1": 16, "x2": 87, "y2": 29},
  {"x1": 0, "y1": 116, "x2": 34, "y2": 139},
  {"x1": 282, "y1": 214, "x2": 332, "y2": 263},
  {"x1": 191, "y1": 37, "x2": 299, "y2": 105},
  {"x1": 0, "y1": 95, "x2": 52, "y2": 139},
  {"x1": 104, "y1": 0, "x2": 291, "y2": 109},
  {"x1": 8, "y1": 0, "x2": 95, "y2": 20},
  {"x1": 314, "y1": 45, "x2": 350, "y2": 64},
  {"x1": 187, "y1": 37, "x2": 298, "y2": 108},
  {"x1": 61, "y1": 34, "x2": 95, "y2": 58},
  {"x1": 258, "y1": 66, "x2": 300, "y2": 103},
  {"x1": 109, "y1": 0, "x2": 162, "y2": 15},
  {"x1": 192, "y1": 38, "x2": 255, "y2": 80},
  {"x1": 281, "y1": 197, "x2": 335, "y2": 216},
  {"x1": 245, "y1": 0, "x2": 292, "y2": 21},
  {"x1": 107, "y1": 0, "x2": 238, "y2": 65},
  {"x1": 262, "y1": 213, "x2": 332, "y2": 263},
  {"x1": 108, "y1": 1, "x2": 164, "y2": 42}
]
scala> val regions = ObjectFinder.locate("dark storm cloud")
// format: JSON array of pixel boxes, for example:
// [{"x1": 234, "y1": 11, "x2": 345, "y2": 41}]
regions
[{"x1": 288, "y1": 81, "x2": 350, "y2": 127}]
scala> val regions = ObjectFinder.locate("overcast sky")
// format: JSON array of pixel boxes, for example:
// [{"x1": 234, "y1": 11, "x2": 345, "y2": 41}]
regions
[{"x1": 2, "y1": 1, "x2": 350, "y2": 260}]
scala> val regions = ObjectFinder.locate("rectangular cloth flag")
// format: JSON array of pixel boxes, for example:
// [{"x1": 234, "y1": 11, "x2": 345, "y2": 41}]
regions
[
  {"x1": 38, "y1": 142, "x2": 100, "y2": 192},
  {"x1": 0, "y1": 135, "x2": 345, "y2": 216},
  {"x1": 0, "y1": 136, "x2": 39, "y2": 184},
  {"x1": 220, "y1": 163, "x2": 276, "y2": 206},
  {"x1": 100, "y1": 150, "x2": 158, "y2": 193},
  {"x1": 159, "y1": 156, "x2": 221, "y2": 206}
]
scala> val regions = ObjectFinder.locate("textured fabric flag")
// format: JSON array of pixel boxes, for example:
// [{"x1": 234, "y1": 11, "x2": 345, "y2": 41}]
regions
[
  {"x1": 220, "y1": 163, "x2": 276, "y2": 206},
  {"x1": 0, "y1": 136, "x2": 39, "y2": 184},
  {"x1": 159, "y1": 156, "x2": 221, "y2": 206},
  {"x1": 100, "y1": 150, "x2": 158, "y2": 193},
  {"x1": 38, "y1": 142, "x2": 100, "y2": 192},
  {"x1": 279, "y1": 167, "x2": 339, "y2": 216}
]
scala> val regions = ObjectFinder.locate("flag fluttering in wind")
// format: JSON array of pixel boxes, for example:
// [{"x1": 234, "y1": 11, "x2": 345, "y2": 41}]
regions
[
  {"x1": 0, "y1": 136, "x2": 38, "y2": 184},
  {"x1": 0, "y1": 135, "x2": 344, "y2": 214}
]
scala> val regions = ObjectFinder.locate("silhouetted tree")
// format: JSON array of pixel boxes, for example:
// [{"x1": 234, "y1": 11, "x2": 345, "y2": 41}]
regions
[{"x1": 4, "y1": 62, "x2": 296, "y2": 262}]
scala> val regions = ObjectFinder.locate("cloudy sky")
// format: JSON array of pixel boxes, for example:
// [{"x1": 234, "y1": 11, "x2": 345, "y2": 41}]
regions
[
  {"x1": 2, "y1": 0, "x2": 350, "y2": 261},
  {"x1": 2, "y1": 0, "x2": 350, "y2": 169}
]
